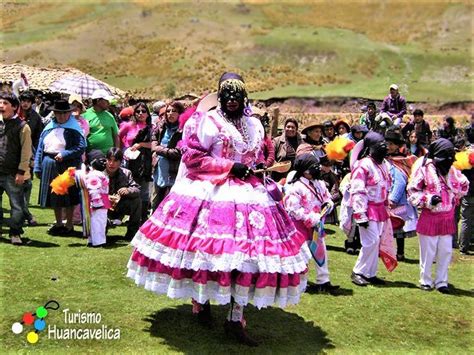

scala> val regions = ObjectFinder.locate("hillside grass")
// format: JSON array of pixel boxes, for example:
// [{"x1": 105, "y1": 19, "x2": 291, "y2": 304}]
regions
[
  {"x1": 1, "y1": 181, "x2": 473, "y2": 353},
  {"x1": 0, "y1": 1, "x2": 472, "y2": 101}
]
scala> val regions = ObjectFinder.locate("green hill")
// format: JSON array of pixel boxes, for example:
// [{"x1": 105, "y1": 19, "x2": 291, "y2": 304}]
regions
[{"x1": 1, "y1": 1, "x2": 472, "y2": 102}]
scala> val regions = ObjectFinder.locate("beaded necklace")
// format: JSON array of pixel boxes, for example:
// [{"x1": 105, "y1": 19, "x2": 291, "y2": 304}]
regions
[{"x1": 217, "y1": 109, "x2": 254, "y2": 156}]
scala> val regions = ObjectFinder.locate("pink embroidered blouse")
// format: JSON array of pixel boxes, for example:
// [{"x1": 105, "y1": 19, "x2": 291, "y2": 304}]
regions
[{"x1": 349, "y1": 157, "x2": 391, "y2": 223}]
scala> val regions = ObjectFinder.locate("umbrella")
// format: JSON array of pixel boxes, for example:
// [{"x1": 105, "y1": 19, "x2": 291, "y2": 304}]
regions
[{"x1": 49, "y1": 74, "x2": 114, "y2": 99}]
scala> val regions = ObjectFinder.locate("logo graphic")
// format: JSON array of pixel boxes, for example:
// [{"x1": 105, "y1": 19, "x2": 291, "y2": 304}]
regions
[{"x1": 11, "y1": 300, "x2": 60, "y2": 344}]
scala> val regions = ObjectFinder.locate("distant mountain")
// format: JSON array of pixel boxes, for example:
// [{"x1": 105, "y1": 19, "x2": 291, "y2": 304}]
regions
[{"x1": 1, "y1": 1, "x2": 472, "y2": 102}]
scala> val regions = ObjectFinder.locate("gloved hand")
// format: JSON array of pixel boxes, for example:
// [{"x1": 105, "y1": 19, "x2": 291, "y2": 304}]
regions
[
  {"x1": 431, "y1": 195, "x2": 442, "y2": 206},
  {"x1": 357, "y1": 221, "x2": 369, "y2": 229},
  {"x1": 231, "y1": 163, "x2": 251, "y2": 179}
]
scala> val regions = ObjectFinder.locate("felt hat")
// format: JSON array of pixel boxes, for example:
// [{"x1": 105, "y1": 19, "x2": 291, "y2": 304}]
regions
[
  {"x1": 335, "y1": 120, "x2": 351, "y2": 133},
  {"x1": 302, "y1": 121, "x2": 324, "y2": 135},
  {"x1": 49, "y1": 99, "x2": 73, "y2": 112}
]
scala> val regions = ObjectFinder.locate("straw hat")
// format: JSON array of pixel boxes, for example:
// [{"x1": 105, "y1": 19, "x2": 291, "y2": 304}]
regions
[{"x1": 301, "y1": 121, "x2": 324, "y2": 135}]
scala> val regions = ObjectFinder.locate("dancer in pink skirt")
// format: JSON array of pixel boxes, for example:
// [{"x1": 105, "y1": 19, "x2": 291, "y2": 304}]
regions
[
  {"x1": 408, "y1": 138, "x2": 469, "y2": 293},
  {"x1": 126, "y1": 73, "x2": 311, "y2": 346}
]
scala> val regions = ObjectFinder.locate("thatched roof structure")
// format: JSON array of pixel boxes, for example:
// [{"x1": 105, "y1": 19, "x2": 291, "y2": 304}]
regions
[{"x1": 0, "y1": 63, "x2": 126, "y2": 97}]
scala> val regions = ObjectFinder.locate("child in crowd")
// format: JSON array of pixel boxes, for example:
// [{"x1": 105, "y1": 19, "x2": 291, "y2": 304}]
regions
[
  {"x1": 84, "y1": 150, "x2": 110, "y2": 248},
  {"x1": 408, "y1": 138, "x2": 469, "y2": 293},
  {"x1": 284, "y1": 154, "x2": 339, "y2": 293}
]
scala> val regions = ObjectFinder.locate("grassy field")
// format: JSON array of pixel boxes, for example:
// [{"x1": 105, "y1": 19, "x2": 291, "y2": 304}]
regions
[
  {"x1": 1, "y1": 1, "x2": 472, "y2": 102},
  {"x1": 1, "y1": 181, "x2": 473, "y2": 353}
]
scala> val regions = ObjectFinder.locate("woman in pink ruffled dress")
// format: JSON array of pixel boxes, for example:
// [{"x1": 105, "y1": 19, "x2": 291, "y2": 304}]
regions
[{"x1": 126, "y1": 73, "x2": 310, "y2": 346}]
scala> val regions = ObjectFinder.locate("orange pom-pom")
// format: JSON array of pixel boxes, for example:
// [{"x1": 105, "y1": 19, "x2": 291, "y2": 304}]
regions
[
  {"x1": 326, "y1": 136, "x2": 355, "y2": 161},
  {"x1": 50, "y1": 167, "x2": 76, "y2": 195}
]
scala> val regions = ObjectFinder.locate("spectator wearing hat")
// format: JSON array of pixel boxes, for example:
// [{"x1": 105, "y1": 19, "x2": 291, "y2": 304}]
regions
[
  {"x1": 297, "y1": 121, "x2": 326, "y2": 158},
  {"x1": 272, "y1": 118, "x2": 303, "y2": 181},
  {"x1": 118, "y1": 106, "x2": 134, "y2": 130},
  {"x1": 381, "y1": 84, "x2": 407, "y2": 125},
  {"x1": 0, "y1": 92, "x2": 32, "y2": 245},
  {"x1": 34, "y1": 99, "x2": 86, "y2": 236},
  {"x1": 322, "y1": 120, "x2": 336, "y2": 142},
  {"x1": 334, "y1": 120, "x2": 350, "y2": 138},
  {"x1": 348, "y1": 124, "x2": 368, "y2": 143},
  {"x1": 385, "y1": 129, "x2": 417, "y2": 261},
  {"x1": 19, "y1": 90, "x2": 44, "y2": 226},
  {"x1": 83, "y1": 89, "x2": 119, "y2": 154},
  {"x1": 402, "y1": 109, "x2": 432, "y2": 147}
]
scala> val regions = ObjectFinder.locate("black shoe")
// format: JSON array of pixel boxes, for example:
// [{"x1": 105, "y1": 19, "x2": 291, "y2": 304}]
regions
[
  {"x1": 396, "y1": 254, "x2": 405, "y2": 261},
  {"x1": 460, "y1": 250, "x2": 470, "y2": 256},
  {"x1": 314, "y1": 282, "x2": 340, "y2": 293},
  {"x1": 223, "y1": 320, "x2": 258, "y2": 347},
  {"x1": 420, "y1": 284, "x2": 432, "y2": 291},
  {"x1": 62, "y1": 227, "x2": 76, "y2": 236},
  {"x1": 346, "y1": 247, "x2": 355, "y2": 255},
  {"x1": 47, "y1": 225, "x2": 67, "y2": 236},
  {"x1": 437, "y1": 286, "x2": 450, "y2": 294},
  {"x1": 197, "y1": 303, "x2": 213, "y2": 328},
  {"x1": 351, "y1": 272, "x2": 369, "y2": 286},
  {"x1": 367, "y1": 276, "x2": 386, "y2": 285}
]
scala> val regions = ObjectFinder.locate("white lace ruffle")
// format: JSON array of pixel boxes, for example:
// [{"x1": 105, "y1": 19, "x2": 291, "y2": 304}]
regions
[
  {"x1": 127, "y1": 260, "x2": 308, "y2": 309},
  {"x1": 131, "y1": 231, "x2": 312, "y2": 274}
]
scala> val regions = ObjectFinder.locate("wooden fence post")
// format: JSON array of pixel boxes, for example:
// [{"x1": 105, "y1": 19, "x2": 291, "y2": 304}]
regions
[{"x1": 271, "y1": 107, "x2": 279, "y2": 138}]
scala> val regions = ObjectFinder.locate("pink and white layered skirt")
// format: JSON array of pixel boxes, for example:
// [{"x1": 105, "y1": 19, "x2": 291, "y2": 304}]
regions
[{"x1": 127, "y1": 176, "x2": 311, "y2": 309}]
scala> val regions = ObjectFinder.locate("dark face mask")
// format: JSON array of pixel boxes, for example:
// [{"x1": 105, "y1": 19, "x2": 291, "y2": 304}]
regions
[
  {"x1": 369, "y1": 141, "x2": 388, "y2": 164},
  {"x1": 219, "y1": 87, "x2": 245, "y2": 118},
  {"x1": 434, "y1": 154, "x2": 454, "y2": 176},
  {"x1": 307, "y1": 163, "x2": 321, "y2": 180}
]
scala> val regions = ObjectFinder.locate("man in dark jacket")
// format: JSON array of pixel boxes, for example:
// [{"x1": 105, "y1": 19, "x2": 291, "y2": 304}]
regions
[
  {"x1": 105, "y1": 148, "x2": 142, "y2": 239},
  {"x1": 19, "y1": 91, "x2": 44, "y2": 226},
  {"x1": 401, "y1": 109, "x2": 432, "y2": 147},
  {"x1": 381, "y1": 84, "x2": 407, "y2": 125}
]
